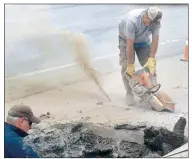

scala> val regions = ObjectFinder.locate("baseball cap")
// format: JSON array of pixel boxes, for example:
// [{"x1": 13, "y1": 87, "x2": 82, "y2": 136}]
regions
[
  {"x1": 147, "y1": 6, "x2": 162, "y2": 23},
  {"x1": 8, "y1": 105, "x2": 41, "y2": 124}
]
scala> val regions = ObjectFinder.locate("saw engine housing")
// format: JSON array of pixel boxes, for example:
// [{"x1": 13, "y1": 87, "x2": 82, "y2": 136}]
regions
[{"x1": 126, "y1": 68, "x2": 175, "y2": 112}]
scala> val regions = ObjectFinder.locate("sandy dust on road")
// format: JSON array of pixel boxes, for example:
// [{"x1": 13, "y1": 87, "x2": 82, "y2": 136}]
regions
[{"x1": 5, "y1": 54, "x2": 188, "y2": 137}]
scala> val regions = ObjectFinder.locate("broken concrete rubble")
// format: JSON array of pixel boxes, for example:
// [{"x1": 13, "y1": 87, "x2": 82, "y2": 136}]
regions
[
  {"x1": 24, "y1": 117, "x2": 187, "y2": 158},
  {"x1": 144, "y1": 117, "x2": 187, "y2": 156}
]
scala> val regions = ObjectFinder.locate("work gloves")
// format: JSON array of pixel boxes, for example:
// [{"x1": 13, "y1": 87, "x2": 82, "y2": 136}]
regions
[
  {"x1": 126, "y1": 64, "x2": 135, "y2": 78},
  {"x1": 144, "y1": 57, "x2": 156, "y2": 75},
  {"x1": 126, "y1": 57, "x2": 156, "y2": 78}
]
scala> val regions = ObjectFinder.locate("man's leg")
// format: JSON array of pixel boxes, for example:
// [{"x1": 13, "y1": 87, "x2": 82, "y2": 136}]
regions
[
  {"x1": 135, "y1": 46, "x2": 151, "y2": 66},
  {"x1": 118, "y1": 36, "x2": 136, "y2": 105}
]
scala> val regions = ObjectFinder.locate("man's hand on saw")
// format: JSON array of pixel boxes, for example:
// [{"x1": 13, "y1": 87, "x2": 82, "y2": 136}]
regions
[
  {"x1": 145, "y1": 57, "x2": 156, "y2": 75},
  {"x1": 126, "y1": 64, "x2": 135, "y2": 77}
]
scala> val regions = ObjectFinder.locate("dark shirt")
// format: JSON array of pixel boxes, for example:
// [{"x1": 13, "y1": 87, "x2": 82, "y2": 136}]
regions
[{"x1": 4, "y1": 122, "x2": 39, "y2": 158}]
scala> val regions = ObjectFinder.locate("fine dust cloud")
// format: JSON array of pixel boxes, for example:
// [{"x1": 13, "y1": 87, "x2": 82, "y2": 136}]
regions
[{"x1": 5, "y1": 5, "x2": 111, "y2": 102}]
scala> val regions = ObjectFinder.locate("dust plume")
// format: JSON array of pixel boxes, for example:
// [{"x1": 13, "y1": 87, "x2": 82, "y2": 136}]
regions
[
  {"x1": 5, "y1": 5, "x2": 111, "y2": 101},
  {"x1": 71, "y1": 32, "x2": 111, "y2": 101}
]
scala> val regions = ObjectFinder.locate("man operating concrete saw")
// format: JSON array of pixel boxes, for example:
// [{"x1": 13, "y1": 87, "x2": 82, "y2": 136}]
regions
[{"x1": 119, "y1": 6, "x2": 162, "y2": 106}]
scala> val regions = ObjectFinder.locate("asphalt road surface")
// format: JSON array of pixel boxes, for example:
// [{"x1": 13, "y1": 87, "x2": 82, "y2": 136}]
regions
[{"x1": 5, "y1": 4, "x2": 188, "y2": 77}]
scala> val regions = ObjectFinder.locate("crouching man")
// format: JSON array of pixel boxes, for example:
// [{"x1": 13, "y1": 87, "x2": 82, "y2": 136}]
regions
[{"x1": 5, "y1": 105, "x2": 41, "y2": 158}]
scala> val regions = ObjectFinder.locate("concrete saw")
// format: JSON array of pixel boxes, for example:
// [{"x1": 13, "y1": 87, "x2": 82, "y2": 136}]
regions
[{"x1": 125, "y1": 67, "x2": 175, "y2": 112}]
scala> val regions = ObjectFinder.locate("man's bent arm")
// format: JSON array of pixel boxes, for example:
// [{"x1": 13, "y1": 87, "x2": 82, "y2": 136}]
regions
[{"x1": 150, "y1": 35, "x2": 159, "y2": 58}]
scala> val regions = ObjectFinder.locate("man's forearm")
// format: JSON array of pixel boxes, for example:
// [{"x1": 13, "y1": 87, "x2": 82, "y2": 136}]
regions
[{"x1": 150, "y1": 36, "x2": 159, "y2": 58}]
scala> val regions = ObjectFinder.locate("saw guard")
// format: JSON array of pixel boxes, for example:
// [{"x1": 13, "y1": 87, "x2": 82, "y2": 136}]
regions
[{"x1": 148, "y1": 91, "x2": 175, "y2": 112}]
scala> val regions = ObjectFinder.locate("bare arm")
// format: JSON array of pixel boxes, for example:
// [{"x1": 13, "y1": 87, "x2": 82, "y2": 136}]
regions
[
  {"x1": 150, "y1": 23, "x2": 160, "y2": 58},
  {"x1": 150, "y1": 35, "x2": 159, "y2": 58},
  {"x1": 127, "y1": 38, "x2": 135, "y2": 64}
]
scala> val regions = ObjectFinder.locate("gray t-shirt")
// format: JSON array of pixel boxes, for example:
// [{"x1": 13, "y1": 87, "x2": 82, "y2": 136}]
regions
[{"x1": 119, "y1": 9, "x2": 160, "y2": 43}]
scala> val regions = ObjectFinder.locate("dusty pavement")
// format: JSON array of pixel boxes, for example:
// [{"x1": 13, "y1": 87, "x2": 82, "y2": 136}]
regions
[
  {"x1": 5, "y1": 54, "x2": 188, "y2": 138},
  {"x1": 4, "y1": 4, "x2": 189, "y2": 158}
]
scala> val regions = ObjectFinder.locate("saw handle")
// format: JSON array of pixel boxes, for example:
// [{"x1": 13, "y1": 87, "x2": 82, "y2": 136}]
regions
[{"x1": 147, "y1": 84, "x2": 161, "y2": 94}]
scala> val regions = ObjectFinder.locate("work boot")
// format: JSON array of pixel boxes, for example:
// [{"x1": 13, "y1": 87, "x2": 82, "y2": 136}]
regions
[{"x1": 126, "y1": 92, "x2": 136, "y2": 106}]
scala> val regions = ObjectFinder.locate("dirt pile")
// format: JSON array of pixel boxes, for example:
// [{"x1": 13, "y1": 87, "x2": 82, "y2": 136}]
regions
[{"x1": 24, "y1": 117, "x2": 187, "y2": 158}]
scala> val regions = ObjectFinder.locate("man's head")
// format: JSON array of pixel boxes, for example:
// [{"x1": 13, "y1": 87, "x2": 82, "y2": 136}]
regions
[
  {"x1": 143, "y1": 6, "x2": 162, "y2": 26},
  {"x1": 6, "y1": 105, "x2": 41, "y2": 132}
]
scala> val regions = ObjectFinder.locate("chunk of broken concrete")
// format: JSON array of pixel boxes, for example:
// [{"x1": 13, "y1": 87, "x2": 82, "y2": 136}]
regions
[
  {"x1": 23, "y1": 117, "x2": 187, "y2": 158},
  {"x1": 24, "y1": 122, "x2": 158, "y2": 158},
  {"x1": 39, "y1": 114, "x2": 50, "y2": 120},
  {"x1": 144, "y1": 117, "x2": 187, "y2": 156}
]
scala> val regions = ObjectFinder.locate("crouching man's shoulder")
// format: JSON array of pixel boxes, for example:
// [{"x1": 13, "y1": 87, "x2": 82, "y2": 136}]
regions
[{"x1": 5, "y1": 136, "x2": 39, "y2": 158}]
